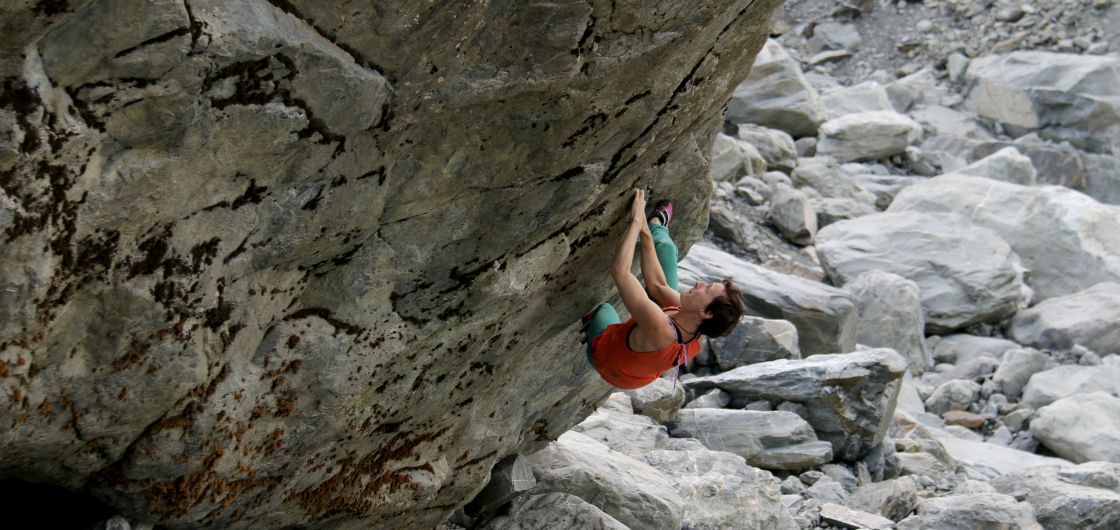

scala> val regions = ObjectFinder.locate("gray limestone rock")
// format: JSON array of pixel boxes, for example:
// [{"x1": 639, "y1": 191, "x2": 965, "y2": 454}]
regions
[
  {"x1": 888, "y1": 174, "x2": 1120, "y2": 301},
  {"x1": 1083, "y1": 153, "x2": 1120, "y2": 205},
  {"x1": 845, "y1": 271, "x2": 931, "y2": 375},
  {"x1": 910, "y1": 105, "x2": 994, "y2": 141},
  {"x1": 679, "y1": 243, "x2": 859, "y2": 355},
  {"x1": 683, "y1": 349, "x2": 907, "y2": 460},
  {"x1": 572, "y1": 402, "x2": 669, "y2": 457},
  {"x1": 712, "y1": 132, "x2": 767, "y2": 181},
  {"x1": 930, "y1": 334, "x2": 1022, "y2": 365},
  {"x1": 684, "y1": 388, "x2": 730, "y2": 409},
  {"x1": 954, "y1": 146, "x2": 1038, "y2": 185},
  {"x1": 817, "y1": 212, "x2": 1029, "y2": 333},
  {"x1": 1008, "y1": 282, "x2": 1120, "y2": 354},
  {"x1": 727, "y1": 39, "x2": 826, "y2": 137},
  {"x1": 790, "y1": 159, "x2": 878, "y2": 204},
  {"x1": 769, "y1": 185, "x2": 818, "y2": 245},
  {"x1": 886, "y1": 69, "x2": 943, "y2": 113},
  {"x1": 1031, "y1": 392, "x2": 1120, "y2": 464},
  {"x1": 625, "y1": 378, "x2": 686, "y2": 425},
  {"x1": 964, "y1": 51, "x2": 1120, "y2": 154},
  {"x1": 1021, "y1": 363, "x2": 1120, "y2": 409},
  {"x1": 924, "y1": 380, "x2": 982, "y2": 416},
  {"x1": 990, "y1": 462, "x2": 1120, "y2": 530},
  {"x1": 819, "y1": 503, "x2": 894, "y2": 530},
  {"x1": 846, "y1": 476, "x2": 920, "y2": 522},
  {"x1": 482, "y1": 493, "x2": 628, "y2": 530},
  {"x1": 849, "y1": 174, "x2": 923, "y2": 210},
  {"x1": 804, "y1": 478, "x2": 848, "y2": 504},
  {"x1": 820, "y1": 81, "x2": 894, "y2": 120},
  {"x1": 810, "y1": 197, "x2": 877, "y2": 228},
  {"x1": 0, "y1": 0, "x2": 784, "y2": 527},
  {"x1": 897, "y1": 493, "x2": 1043, "y2": 530},
  {"x1": 817, "y1": 111, "x2": 924, "y2": 162},
  {"x1": 464, "y1": 454, "x2": 537, "y2": 518},
  {"x1": 674, "y1": 409, "x2": 831, "y2": 470},
  {"x1": 638, "y1": 447, "x2": 798, "y2": 530},
  {"x1": 706, "y1": 316, "x2": 801, "y2": 371},
  {"x1": 991, "y1": 349, "x2": 1050, "y2": 399},
  {"x1": 736, "y1": 124, "x2": 798, "y2": 172},
  {"x1": 526, "y1": 432, "x2": 684, "y2": 530}
]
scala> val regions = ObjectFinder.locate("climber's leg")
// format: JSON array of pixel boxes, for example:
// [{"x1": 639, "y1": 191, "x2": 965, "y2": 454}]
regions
[
  {"x1": 649, "y1": 224, "x2": 679, "y2": 291},
  {"x1": 583, "y1": 303, "x2": 620, "y2": 365}
]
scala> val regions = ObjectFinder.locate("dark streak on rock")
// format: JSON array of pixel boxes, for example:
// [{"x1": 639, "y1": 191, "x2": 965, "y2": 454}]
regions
[
  {"x1": 283, "y1": 307, "x2": 365, "y2": 336},
  {"x1": 112, "y1": 28, "x2": 192, "y2": 59}
]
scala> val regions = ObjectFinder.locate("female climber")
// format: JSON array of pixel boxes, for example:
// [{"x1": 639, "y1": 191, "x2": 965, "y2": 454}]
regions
[{"x1": 582, "y1": 189, "x2": 745, "y2": 389}]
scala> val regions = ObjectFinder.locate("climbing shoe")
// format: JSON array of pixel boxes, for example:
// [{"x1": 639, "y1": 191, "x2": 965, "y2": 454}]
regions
[{"x1": 650, "y1": 199, "x2": 673, "y2": 228}]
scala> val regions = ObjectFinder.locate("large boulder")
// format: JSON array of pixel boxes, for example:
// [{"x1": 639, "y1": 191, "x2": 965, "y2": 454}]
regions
[
  {"x1": 727, "y1": 39, "x2": 826, "y2": 137},
  {"x1": 929, "y1": 334, "x2": 1022, "y2": 365},
  {"x1": 991, "y1": 348, "x2": 1050, "y2": 399},
  {"x1": 790, "y1": 158, "x2": 878, "y2": 204},
  {"x1": 888, "y1": 174, "x2": 1120, "y2": 301},
  {"x1": 625, "y1": 379, "x2": 686, "y2": 425},
  {"x1": 1031, "y1": 392, "x2": 1120, "y2": 464},
  {"x1": 706, "y1": 316, "x2": 801, "y2": 371},
  {"x1": 964, "y1": 51, "x2": 1120, "y2": 154},
  {"x1": 1020, "y1": 363, "x2": 1120, "y2": 409},
  {"x1": 820, "y1": 81, "x2": 895, "y2": 120},
  {"x1": 675, "y1": 409, "x2": 833, "y2": 470},
  {"x1": 896, "y1": 493, "x2": 1043, "y2": 530},
  {"x1": 482, "y1": 493, "x2": 629, "y2": 530},
  {"x1": 525, "y1": 432, "x2": 684, "y2": 530},
  {"x1": 735, "y1": 124, "x2": 798, "y2": 172},
  {"x1": 0, "y1": 0, "x2": 784, "y2": 527},
  {"x1": 683, "y1": 349, "x2": 907, "y2": 460},
  {"x1": 816, "y1": 111, "x2": 923, "y2": 162},
  {"x1": 817, "y1": 212, "x2": 1029, "y2": 333},
  {"x1": 638, "y1": 447, "x2": 797, "y2": 530},
  {"x1": 953, "y1": 146, "x2": 1037, "y2": 185},
  {"x1": 679, "y1": 243, "x2": 858, "y2": 355},
  {"x1": 845, "y1": 271, "x2": 931, "y2": 375},
  {"x1": 572, "y1": 398, "x2": 669, "y2": 457},
  {"x1": 990, "y1": 462, "x2": 1120, "y2": 530},
  {"x1": 1008, "y1": 282, "x2": 1120, "y2": 354},
  {"x1": 711, "y1": 132, "x2": 766, "y2": 181}
]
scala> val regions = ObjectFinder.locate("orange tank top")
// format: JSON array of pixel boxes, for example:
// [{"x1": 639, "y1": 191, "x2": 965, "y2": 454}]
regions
[{"x1": 590, "y1": 306, "x2": 702, "y2": 389}]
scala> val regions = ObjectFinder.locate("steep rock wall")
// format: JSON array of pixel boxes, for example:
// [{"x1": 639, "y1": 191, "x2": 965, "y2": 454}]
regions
[{"x1": 0, "y1": 0, "x2": 781, "y2": 527}]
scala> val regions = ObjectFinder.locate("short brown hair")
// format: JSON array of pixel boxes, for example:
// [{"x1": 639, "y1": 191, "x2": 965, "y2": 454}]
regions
[{"x1": 696, "y1": 278, "x2": 745, "y2": 338}]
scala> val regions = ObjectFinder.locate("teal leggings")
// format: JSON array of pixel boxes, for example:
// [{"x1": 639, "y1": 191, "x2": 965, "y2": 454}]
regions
[{"x1": 585, "y1": 224, "x2": 679, "y2": 364}]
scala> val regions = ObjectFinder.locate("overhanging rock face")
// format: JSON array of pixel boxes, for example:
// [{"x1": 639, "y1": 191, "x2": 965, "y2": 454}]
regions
[{"x1": 0, "y1": 0, "x2": 781, "y2": 528}]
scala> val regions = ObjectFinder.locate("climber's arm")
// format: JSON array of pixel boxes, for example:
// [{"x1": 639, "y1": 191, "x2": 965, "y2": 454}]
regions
[{"x1": 612, "y1": 190, "x2": 674, "y2": 339}]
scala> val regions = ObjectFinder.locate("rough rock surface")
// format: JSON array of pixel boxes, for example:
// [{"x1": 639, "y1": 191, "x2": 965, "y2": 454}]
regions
[
  {"x1": 845, "y1": 270, "x2": 931, "y2": 375},
  {"x1": 1031, "y1": 392, "x2": 1120, "y2": 464},
  {"x1": 1007, "y1": 282, "x2": 1120, "y2": 354},
  {"x1": 991, "y1": 462, "x2": 1120, "y2": 530},
  {"x1": 683, "y1": 349, "x2": 907, "y2": 460},
  {"x1": 638, "y1": 447, "x2": 798, "y2": 530},
  {"x1": 706, "y1": 315, "x2": 801, "y2": 370},
  {"x1": 525, "y1": 432, "x2": 684, "y2": 530},
  {"x1": 888, "y1": 174, "x2": 1120, "y2": 301},
  {"x1": 817, "y1": 211, "x2": 1029, "y2": 333},
  {"x1": 896, "y1": 493, "x2": 1043, "y2": 530},
  {"x1": 0, "y1": 1, "x2": 782, "y2": 528},
  {"x1": 680, "y1": 243, "x2": 858, "y2": 355},
  {"x1": 675, "y1": 408, "x2": 832, "y2": 470}
]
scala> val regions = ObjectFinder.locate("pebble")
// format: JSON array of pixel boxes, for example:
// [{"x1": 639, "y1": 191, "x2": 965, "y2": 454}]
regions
[{"x1": 942, "y1": 410, "x2": 987, "y2": 429}]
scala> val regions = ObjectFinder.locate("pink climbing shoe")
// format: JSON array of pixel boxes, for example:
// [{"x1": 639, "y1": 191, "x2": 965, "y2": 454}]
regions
[{"x1": 649, "y1": 199, "x2": 673, "y2": 228}]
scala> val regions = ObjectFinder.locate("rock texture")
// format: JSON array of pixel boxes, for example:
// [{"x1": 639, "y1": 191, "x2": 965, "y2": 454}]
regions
[
  {"x1": 0, "y1": 1, "x2": 782, "y2": 528},
  {"x1": 683, "y1": 349, "x2": 907, "y2": 460}
]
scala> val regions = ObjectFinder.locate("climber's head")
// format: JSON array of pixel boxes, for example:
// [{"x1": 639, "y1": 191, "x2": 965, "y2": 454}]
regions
[{"x1": 688, "y1": 278, "x2": 745, "y2": 338}]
